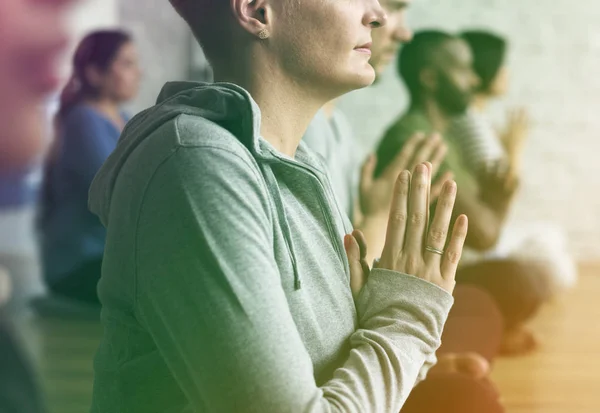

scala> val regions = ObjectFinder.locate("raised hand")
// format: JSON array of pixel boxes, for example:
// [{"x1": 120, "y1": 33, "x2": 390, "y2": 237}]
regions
[
  {"x1": 479, "y1": 160, "x2": 520, "y2": 207},
  {"x1": 359, "y1": 133, "x2": 449, "y2": 220},
  {"x1": 376, "y1": 163, "x2": 468, "y2": 293},
  {"x1": 502, "y1": 107, "x2": 530, "y2": 174}
]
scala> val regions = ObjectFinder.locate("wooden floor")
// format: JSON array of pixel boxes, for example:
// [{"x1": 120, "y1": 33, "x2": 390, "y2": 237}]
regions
[
  {"x1": 33, "y1": 264, "x2": 600, "y2": 413},
  {"x1": 491, "y1": 263, "x2": 600, "y2": 413}
]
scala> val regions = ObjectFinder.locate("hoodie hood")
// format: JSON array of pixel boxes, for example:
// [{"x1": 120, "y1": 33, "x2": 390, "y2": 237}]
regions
[{"x1": 89, "y1": 81, "x2": 263, "y2": 227}]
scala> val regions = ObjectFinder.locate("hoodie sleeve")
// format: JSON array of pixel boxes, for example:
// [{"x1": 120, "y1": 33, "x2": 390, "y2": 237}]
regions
[{"x1": 134, "y1": 143, "x2": 453, "y2": 413}]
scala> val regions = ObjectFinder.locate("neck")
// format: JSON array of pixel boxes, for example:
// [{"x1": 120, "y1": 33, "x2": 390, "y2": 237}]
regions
[
  {"x1": 322, "y1": 100, "x2": 338, "y2": 119},
  {"x1": 214, "y1": 52, "x2": 332, "y2": 157},
  {"x1": 417, "y1": 97, "x2": 451, "y2": 134},
  {"x1": 86, "y1": 97, "x2": 124, "y2": 130},
  {"x1": 86, "y1": 97, "x2": 121, "y2": 118},
  {"x1": 471, "y1": 94, "x2": 489, "y2": 113}
]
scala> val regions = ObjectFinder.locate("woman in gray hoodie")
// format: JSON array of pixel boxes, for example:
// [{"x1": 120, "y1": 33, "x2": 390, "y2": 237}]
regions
[{"x1": 88, "y1": 0, "x2": 469, "y2": 412}]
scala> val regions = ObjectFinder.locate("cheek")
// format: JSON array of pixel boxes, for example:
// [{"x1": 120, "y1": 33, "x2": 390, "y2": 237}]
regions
[
  {"x1": 117, "y1": 71, "x2": 138, "y2": 91},
  {"x1": 282, "y1": 13, "x2": 355, "y2": 72}
]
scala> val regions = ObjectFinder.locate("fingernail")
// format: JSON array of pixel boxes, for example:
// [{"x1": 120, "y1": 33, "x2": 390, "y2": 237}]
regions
[
  {"x1": 416, "y1": 164, "x2": 427, "y2": 174},
  {"x1": 446, "y1": 180, "x2": 457, "y2": 194}
]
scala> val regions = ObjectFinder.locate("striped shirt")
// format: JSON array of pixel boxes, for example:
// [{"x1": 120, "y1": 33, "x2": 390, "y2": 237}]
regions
[{"x1": 448, "y1": 110, "x2": 506, "y2": 174}]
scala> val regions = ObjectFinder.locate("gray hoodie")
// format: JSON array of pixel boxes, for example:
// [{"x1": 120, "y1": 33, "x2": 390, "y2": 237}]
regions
[{"x1": 88, "y1": 82, "x2": 453, "y2": 413}]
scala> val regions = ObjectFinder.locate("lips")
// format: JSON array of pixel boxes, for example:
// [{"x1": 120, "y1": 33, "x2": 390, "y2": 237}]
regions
[{"x1": 354, "y1": 42, "x2": 373, "y2": 54}]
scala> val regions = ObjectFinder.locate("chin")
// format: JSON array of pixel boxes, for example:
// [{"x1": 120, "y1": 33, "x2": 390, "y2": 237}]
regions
[
  {"x1": 350, "y1": 64, "x2": 377, "y2": 89},
  {"x1": 314, "y1": 65, "x2": 375, "y2": 101}
]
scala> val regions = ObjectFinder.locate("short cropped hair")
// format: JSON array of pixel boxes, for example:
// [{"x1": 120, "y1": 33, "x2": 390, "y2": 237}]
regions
[
  {"x1": 169, "y1": 0, "x2": 231, "y2": 67},
  {"x1": 397, "y1": 30, "x2": 456, "y2": 103}
]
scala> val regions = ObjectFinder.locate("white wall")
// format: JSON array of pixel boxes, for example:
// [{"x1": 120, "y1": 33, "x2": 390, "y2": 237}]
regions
[
  {"x1": 339, "y1": 0, "x2": 600, "y2": 261},
  {"x1": 119, "y1": 0, "x2": 191, "y2": 113},
  {"x1": 61, "y1": 0, "x2": 119, "y2": 79}
]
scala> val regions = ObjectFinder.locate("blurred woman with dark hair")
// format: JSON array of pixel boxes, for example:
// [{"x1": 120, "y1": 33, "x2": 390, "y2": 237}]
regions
[{"x1": 40, "y1": 30, "x2": 141, "y2": 305}]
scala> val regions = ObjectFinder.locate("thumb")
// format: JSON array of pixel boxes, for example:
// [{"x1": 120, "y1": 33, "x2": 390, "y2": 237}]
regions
[
  {"x1": 345, "y1": 234, "x2": 366, "y2": 300},
  {"x1": 360, "y1": 154, "x2": 377, "y2": 194}
]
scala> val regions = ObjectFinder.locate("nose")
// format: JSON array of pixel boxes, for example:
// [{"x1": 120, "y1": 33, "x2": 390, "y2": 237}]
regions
[
  {"x1": 364, "y1": 0, "x2": 388, "y2": 28},
  {"x1": 394, "y1": 26, "x2": 413, "y2": 44}
]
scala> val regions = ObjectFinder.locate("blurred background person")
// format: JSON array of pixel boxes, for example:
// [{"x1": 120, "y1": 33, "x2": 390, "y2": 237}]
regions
[
  {"x1": 39, "y1": 30, "x2": 141, "y2": 306},
  {"x1": 448, "y1": 31, "x2": 518, "y2": 176},
  {"x1": 304, "y1": 6, "x2": 505, "y2": 411},
  {"x1": 375, "y1": 30, "x2": 554, "y2": 354},
  {"x1": 448, "y1": 30, "x2": 577, "y2": 297},
  {"x1": 0, "y1": 0, "x2": 77, "y2": 411},
  {"x1": 0, "y1": 0, "x2": 77, "y2": 315}
]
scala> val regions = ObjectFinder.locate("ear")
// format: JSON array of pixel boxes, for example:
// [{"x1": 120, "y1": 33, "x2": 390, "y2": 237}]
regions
[
  {"x1": 231, "y1": 0, "x2": 273, "y2": 37},
  {"x1": 419, "y1": 67, "x2": 438, "y2": 92}
]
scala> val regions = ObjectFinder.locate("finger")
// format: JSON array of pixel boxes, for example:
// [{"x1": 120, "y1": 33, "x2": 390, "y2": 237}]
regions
[
  {"x1": 441, "y1": 215, "x2": 469, "y2": 280},
  {"x1": 380, "y1": 170, "x2": 411, "y2": 265},
  {"x1": 359, "y1": 154, "x2": 376, "y2": 195},
  {"x1": 404, "y1": 163, "x2": 430, "y2": 254},
  {"x1": 429, "y1": 141, "x2": 448, "y2": 177},
  {"x1": 345, "y1": 234, "x2": 366, "y2": 300},
  {"x1": 424, "y1": 180, "x2": 457, "y2": 267},
  {"x1": 352, "y1": 230, "x2": 371, "y2": 275},
  {"x1": 430, "y1": 171, "x2": 454, "y2": 203},
  {"x1": 424, "y1": 162, "x2": 433, "y2": 236},
  {"x1": 352, "y1": 230, "x2": 368, "y2": 261},
  {"x1": 381, "y1": 132, "x2": 426, "y2": 180},
  {"x1": 410, "y1": 133, "x2": 441, "y2": 168}
]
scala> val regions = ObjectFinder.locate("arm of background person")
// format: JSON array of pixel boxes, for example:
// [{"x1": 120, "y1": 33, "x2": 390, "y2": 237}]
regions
[{"x1": 63, "y1": 109, "x2": 120, "y2": 188}]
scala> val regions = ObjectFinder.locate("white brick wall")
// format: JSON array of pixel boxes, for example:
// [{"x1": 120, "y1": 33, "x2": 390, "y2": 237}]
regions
[
  {"x1": 119, "y1": 0, "x2": 600, "y2": 260},
  {"x1": 339, "y1": 0, "x2": 600, "y2": 261}
]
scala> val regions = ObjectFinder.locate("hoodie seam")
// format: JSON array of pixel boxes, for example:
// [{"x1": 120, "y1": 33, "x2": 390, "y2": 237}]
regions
[
  {"x1": 132, "y1": 134, "x2": 273, "y2": 318},
  {"x1": 132, "y1": 146, "x2": 181, "y2": 319}
]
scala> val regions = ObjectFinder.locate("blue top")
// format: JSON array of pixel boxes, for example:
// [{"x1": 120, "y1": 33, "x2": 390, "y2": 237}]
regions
[{"x1": 40, "y1": 104, "x2": 127, "y2": 283}]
